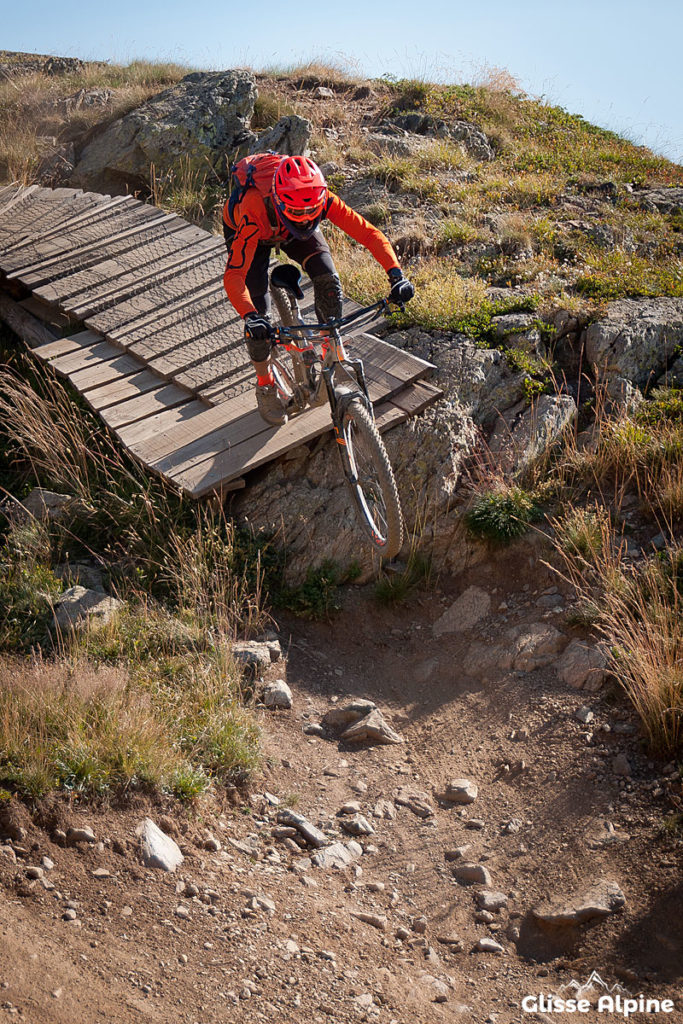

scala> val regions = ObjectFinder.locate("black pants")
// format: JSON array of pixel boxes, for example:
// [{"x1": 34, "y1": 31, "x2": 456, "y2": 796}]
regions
[{"x1": 224, "y1": 225, "x2": 341, "y2": 361}]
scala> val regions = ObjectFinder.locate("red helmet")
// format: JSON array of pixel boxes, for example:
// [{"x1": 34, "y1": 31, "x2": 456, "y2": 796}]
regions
[{"x1": 272, "y1": 156, "x2": 328, "y2": 239}]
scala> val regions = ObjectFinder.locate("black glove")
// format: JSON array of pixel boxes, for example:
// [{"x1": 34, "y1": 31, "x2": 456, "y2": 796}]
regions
[
  {"x1": 388, "y1": 267, "x2": 415, "y2": 304},
  {"x1": 244, "y1": 312, "x2": 273, "y2": 341}
]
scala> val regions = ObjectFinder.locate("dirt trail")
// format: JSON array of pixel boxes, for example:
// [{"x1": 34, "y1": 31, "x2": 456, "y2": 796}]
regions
[{"x1": 1, "y1": 548, "x2": 682, "y2": 1023}]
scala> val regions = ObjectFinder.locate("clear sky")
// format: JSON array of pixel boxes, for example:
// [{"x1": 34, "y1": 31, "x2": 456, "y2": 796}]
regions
[{"x1": 5, "y1": 0, "x2": 683, "y2": 164}]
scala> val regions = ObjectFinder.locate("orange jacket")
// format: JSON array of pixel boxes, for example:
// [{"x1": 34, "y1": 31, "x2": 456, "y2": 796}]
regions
[{"x1": 222, "y1": 190, "x2": 400, "y2": 318}]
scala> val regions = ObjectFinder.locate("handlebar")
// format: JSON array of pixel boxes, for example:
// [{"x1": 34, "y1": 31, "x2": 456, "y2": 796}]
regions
[{"x1": 272, "y1": 297, "x2": 397, "y2": 340}]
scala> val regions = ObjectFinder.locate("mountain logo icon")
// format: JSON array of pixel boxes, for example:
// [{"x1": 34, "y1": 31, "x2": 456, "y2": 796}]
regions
[{"x1": 560, "y1": 971, "x2": 634, "y2": 1000}]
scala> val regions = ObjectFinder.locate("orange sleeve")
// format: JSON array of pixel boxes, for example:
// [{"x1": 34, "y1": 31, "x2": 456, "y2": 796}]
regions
[
  {"x1": 222, "y1": 192, "x2": 271, "y2": 318},
  {"x1": 325, "y1": 194, "x2": 400, "y2": 273}
]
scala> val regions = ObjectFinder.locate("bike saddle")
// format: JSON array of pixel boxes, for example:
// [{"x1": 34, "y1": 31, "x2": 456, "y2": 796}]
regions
[{"x1": 270, "y1": 264, "x2": 305, "y2": 300}]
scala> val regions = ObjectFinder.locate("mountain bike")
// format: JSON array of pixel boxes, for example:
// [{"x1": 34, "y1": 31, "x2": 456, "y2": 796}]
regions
[{"x1": 268, "y1": 264, "x2": 404, "y2": 560}]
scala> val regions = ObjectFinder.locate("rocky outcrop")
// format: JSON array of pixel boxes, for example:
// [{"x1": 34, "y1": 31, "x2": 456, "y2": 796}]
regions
[
  {"x1": 72, "y1": 70, "x2": 258, "y2": 193},
  {"x1": 387, "y1": 114, "x2": 494, "y2": 161},
  {"x1": 636, "y1": 187, "x2": 683, "y2": 215},
  {"x1": 250, "y1": 115, "x2": 311, "y2": 156},
  {"x1": 583, "y1": 297, "x2": 683, "y2": 389}
]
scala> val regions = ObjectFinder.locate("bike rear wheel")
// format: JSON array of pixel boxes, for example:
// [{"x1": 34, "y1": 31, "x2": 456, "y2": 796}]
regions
[{"x1": 339, "y1": 398, "x2": 403, "y2": 559}]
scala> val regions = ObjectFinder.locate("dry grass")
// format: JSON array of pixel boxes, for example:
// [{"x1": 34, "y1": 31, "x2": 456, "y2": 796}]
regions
[
  {"x1": 0, "y1": 60, "x2": 190, "y2": 185},
  {"x1": 553, "y1": 511, "x2": 682, "y2": 754}
]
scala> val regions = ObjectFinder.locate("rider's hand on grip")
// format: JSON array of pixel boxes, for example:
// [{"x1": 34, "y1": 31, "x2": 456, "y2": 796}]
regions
[
  {"x1": 244, "y1": 312, "x2": 273, "y2": 341},
  {"x1": 387, "y1": 267, "x2": 415, "y2": 305}
]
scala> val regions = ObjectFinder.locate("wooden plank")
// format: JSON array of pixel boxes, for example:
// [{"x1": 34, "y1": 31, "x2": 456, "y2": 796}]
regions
[
  {"x1": 156, "y1": 336, "x2": 248, "y2": 394},
  {"x1": 352, "y1": 333, "x2": 435, "y2": 381},
  {"x1": 189, "y1": 366, "x2": 253, "y2": 404},
  {"x1": 125, "y1": 391, "x2": 255, "y2": 464},
  {"x1": 111, "y1": 289, "x2": 231, "y2": 348},
  {"x1": 128, "y1": 318, "x2": 232, "y2": 371},
  {"x1": 0, "y1": 196, "x2": 135, "y2": 272},
  {"x1": 0, "y1": 189, "x2": 83, "y2": 247},
  {"x1": 67, "y1": 353, "x2": 147, "y2": 393},
  {"x1": 85, "y1": 263, "x2": 225, "y2": 336},
  {"x1": 100, "y1": 384, "x2": 192, "y2": 430},
  {"x1": 374, "y1": 402, "x2": 409, "y2": 433},
  {"x1": 1, "y1": 194, "x2": 125, "y2": 256},
  {"x1": 49, "y1": 339, "x2": 124, "y2": 375},
  {"x1": 85, "y1": 370, "x2": 167, "y2": 411},
  {"x1": 67, "y1": 238, "x2": 224, "y2": 319},
  {"x1": 169, "y1": 405, "x2": 334, "y2": 497},
  {"x1": 18, "y1": 296, "x2": 73, "y2": 330},
  {"x1": 104, "y1": 280, "x2": 226, "y2": 343},
  {"x1": 8, "y1": 208, "x2": 178, "y2": 287},
  {"x1": 115, "y1": 398, "x2": 211, "y2": 447},
  {"x1": 32, "y1": 336, "x2": 83, "y2": 362},
  {"x1": 33, "y1": 224, "x2": 215, "y2": 307},
  {"x1": 389, "y1": 379, "x2": 443, "y2": 414},
  {"x1": 0, "y1": 184, "x2": 41, "y2": 222},
  {"x1": 0, "y1": 190, "x2": 95, "y2": 252},
  {"x1": 32, "y1": 328, "x2": 103, "y2": 359},
  {"x1": 0, "y1": 291, "x2": 59, "y2": 349}
]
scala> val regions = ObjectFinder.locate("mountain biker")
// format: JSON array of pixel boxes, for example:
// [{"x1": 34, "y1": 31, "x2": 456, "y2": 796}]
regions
[{"x1": 222, "y1": 154, "x2": 415, "y2": 426}]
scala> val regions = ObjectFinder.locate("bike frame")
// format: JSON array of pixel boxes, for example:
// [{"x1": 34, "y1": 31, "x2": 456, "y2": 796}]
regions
[{"x1": 270, "y1": 298, "x2": 390, "y2": 422}]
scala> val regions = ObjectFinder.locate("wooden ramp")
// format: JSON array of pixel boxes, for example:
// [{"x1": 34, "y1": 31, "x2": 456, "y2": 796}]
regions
[{"x1": 0, "y1": 184, "x2": 441, "y2": 498}]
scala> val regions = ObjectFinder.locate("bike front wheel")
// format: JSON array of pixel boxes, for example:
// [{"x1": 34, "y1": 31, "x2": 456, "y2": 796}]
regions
[{"x1": 339, "y1": 398, "x2": 404, "y2": 559}]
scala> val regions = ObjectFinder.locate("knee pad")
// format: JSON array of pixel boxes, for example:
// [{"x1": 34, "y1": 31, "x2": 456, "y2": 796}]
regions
[
  {"x1": 245, "y1": 333, "x2": 272, "y2": 363},
  {"x1": 312, "y1": 272, "x2": 344, "y2": 323}
]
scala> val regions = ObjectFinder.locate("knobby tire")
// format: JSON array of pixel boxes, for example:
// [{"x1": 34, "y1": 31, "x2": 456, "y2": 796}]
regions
[{"x1": 340, "y1": 398, "x2": 403, "y2": 559}]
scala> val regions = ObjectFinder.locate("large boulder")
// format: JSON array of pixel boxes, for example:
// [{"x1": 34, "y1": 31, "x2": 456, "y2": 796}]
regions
[
  {"x1": 71, "y1": 70, "x2": 258, "y2": 193},
  {"x1": 250, "y1": 115, "x2": 312, "y2": 156},
  {"x1": 487, "y1": 393, "x2": 577, "y2": 474},
  {"x1": 583, "y1": 297, "x2": 683, "y2": 389}
]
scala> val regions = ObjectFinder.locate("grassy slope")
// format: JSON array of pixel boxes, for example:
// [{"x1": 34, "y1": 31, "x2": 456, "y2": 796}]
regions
[{"x1": 0, "y1": 58, "x2": 682, "y2": 798}]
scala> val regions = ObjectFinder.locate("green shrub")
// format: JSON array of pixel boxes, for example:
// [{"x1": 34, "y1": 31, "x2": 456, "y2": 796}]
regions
[{"x1": 465, "y1": 488, "x2": 542, "y2": 543}]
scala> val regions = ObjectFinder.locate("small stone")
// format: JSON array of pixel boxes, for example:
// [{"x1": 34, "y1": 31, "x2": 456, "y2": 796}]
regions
[
  {"x1": 303, "y1": 723, "x2": 325, "y2": 737},
  {"x1": 433, "y1": 587, "x2": 491, "y2": 636},
  {"x1": 25, "y1": 866, "x2": 43, "y2": 880},
  {"x1": 411, "y1": 916, "x2": 427, "y2": 934},
  {"x1": 91, "y1": 868, "x2": 110, "y2": 879},
  {"x1": 341, "y1": 815, "x2": 375, "y2": 837},
  {"x1": 263, "y1": 679, "x2": 293, "y2": 709},
  {"x1": 63, "y1": 909, "x2": 77, "y2": 921},
  {"x1": 203, "y1": 834, "x2": 221, "y2": 852},
  {"x1": 476, "y1": 890, "x2": 508, "y2": 912},
  {"x1": 613, "y1": 753, "x2": 632, "y2": 777},
  {"x1": 395, "y1": 926, "x2": 410, "y2": 940},
  {"x1": 41, "y1": 857, "x2": 54, "y2": 871},
  {"x1": 372, "y1": 800, "x2": 396, "y2": 820},
  {"x1": 350, "y1": 911, "x2": 387, "y2": 931},
  {"x1": 575, "y1": 706, "x2": 594, "y2": 724},
  {"x1": 394, "y1": 787, "x2": 434, "y2": 818},
  {"x1": 436, "y1": 934, "x2": 464, "y2": 951},
  {"x1": 454, "y1": 864, "x2": 492, "y2": 886},
  {"x1": 533, "y1": 880, "x2": 626, "y2": 926},
  {"x1": 66, "y1": 826, "x2": 96, "y2": 845},
  {"x1": 277, "y1": 809, "x2": 328, "y2": 848},
  {"x1": 339, "y1": 801, "x2": 362, "y2": 815},
  {"x1": 441, "y1": 779, "x2": 478, "y2": 804},
  {"x1": 475, "y1": 937, "x2": 504, "y2": 953},
  {"x1": 137, "y1": 818, "x2": 183, "y2": 872},
  {"x1": 464, "y1": 819, "x2": 486, "y2": 830},
  {"x1": 312, "y1": 842, "x2": 361, "y2": 870},
  {"x1": 341, "y1": 708, "x2": 402, "y2": 745},
  {"x1": 475, "y1": 911, "x2": 494, "y2": 924},
  {"x1": 175, "y1": 904, "x2": 191, "y2": 920},
  {"x1": 444, "y1": 846, "x2": 471, "y2": 861},
  {"x1": 503, "y1": 819, "x2": 522, "y2": 835},
  {"x1": 120, "y1": 906, "x2": 133, "y2": 917}
]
